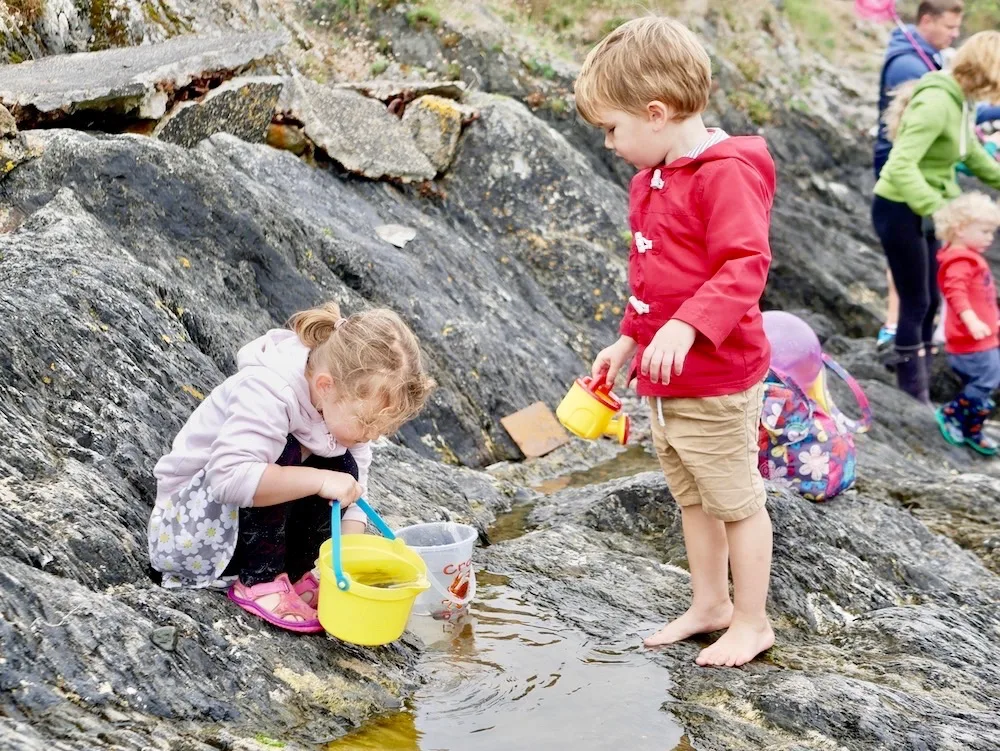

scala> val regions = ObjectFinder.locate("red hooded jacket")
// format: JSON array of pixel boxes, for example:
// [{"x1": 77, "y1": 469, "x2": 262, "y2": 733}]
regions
[
  {"x1": 622, "y1": 136, "x2": 775, "y2": 398},
  {"x1": 937, "y1": 244, "x2": 1000, "y2": 355}
]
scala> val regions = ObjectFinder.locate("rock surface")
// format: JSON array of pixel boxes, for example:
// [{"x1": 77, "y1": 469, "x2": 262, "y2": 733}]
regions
[
  {"x1": 484, "y1": 469, "x2": 1000, "y2": 751},
  {"x1": 338, "y1": 79, "x2": 467, "y2": 103},
  {"x1": 277, "y1": 73, "x2": 437, "y2": 182},
  {"x1": 153, "y1": 76, "x2": 284, "y2": 149},
  {"x1": 401, "y1": 94, "x2": 465, "y2": 173},
  {"x1": 1, "y1": 6, "x2": 999, "y2": 751},
  {"x1": 0, "y1": 31, "x2": 286, "y2": 125}
]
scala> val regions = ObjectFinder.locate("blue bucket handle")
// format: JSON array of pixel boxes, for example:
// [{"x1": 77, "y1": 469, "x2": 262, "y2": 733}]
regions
[{"x1": 330, "y1": 498, "x2": 397, "y2": 592}]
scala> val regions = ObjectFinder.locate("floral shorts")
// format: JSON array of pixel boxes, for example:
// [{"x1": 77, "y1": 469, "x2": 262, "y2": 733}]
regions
[{"x1": 648, "y1": 382, "x2": 767, "y2": 522}]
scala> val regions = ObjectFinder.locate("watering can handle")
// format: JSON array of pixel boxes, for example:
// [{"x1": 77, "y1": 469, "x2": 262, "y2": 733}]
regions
[
  {"x1": 586, "y1": 365, "x2": 615, "y2": 397},
  {"x1": 329, "y1": 498, "x2": 398, "y2": 592}
]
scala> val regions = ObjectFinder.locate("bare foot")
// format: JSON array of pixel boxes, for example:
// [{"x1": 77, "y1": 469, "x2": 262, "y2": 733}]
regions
[
  {"x1": 695, "y1": 617, "x2": 774, "y2": 667},
  {"x1": 643, "y1": 602, "x2": 734, "y2": 647}
]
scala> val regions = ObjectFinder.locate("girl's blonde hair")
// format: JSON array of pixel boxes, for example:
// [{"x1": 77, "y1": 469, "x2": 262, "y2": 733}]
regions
[
  {"x1": 933, "y1": 191, "x2": 1000, "y2": 245},
  {"x1": 288, "y1": 302, "x2": 436, "y2": 435},
  {"x1": 951, "y1": 31, "x2": 1000, "y2": 102}
]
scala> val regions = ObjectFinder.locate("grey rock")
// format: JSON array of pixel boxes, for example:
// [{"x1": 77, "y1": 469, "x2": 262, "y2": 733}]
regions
[
  {"x1": 278, "y1": 73, "x2": 436, "y2": 182},
  {"x1": 338, "y1": 79, "x2": 467, "y2": 102},
  {"x1": 153, "y1": 76, "x2": 283, "y2": 149},
  {"x1": 0, "y1": 31, "x2": 287, "y2": 124},
  {"x1": 0, "y1": 131, "x2": 44, "y2": 179},
  {"x1": 375, "y1": 223, "x2": 417, "y2": 248},
  {"x1": 401, "y1": 94, "x2": 464, "y2": 173},
  {"x1": 149, "y1": 625, "x2": 178, "y2": 651},
  {"x1": 484, "y1": 471, "x2": 1000, "y2": 751},
  {"x1": 0, "y1": 104, "x2": 17, "y2": 138}
]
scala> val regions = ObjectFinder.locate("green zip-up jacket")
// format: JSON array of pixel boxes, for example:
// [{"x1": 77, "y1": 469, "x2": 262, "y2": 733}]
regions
[{"x1": 874, "y1": 71, "x2": 1000, "y2": 216}]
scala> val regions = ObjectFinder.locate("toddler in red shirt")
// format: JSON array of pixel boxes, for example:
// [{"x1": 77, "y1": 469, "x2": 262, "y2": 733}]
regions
[
  {"x1": 575, "y1": 16, "x2": 776, "y2": 667},
  {"x1": 935, "y1": 192, "x2": 1000, "y2": 455}
]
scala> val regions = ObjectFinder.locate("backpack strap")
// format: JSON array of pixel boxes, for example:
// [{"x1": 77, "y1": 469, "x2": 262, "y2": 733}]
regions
[
  {"x1": 822, "y1": 354, "x2": 873, "y2": 433},
  {"x1": 766, "y1": 367, "x2": 815, "y2": 420}
]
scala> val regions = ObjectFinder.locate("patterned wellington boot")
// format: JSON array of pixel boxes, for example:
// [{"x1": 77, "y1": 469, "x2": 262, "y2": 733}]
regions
[
  {"x1": 935, "y1": 396, "x2": 966, "y2": 446},
  {"x1": 963, "y1": 397, "x2": 999, "y2": 456}
]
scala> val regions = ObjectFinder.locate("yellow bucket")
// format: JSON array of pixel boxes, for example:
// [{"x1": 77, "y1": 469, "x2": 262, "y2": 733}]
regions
[{"x1": 317, "y1": 535, "x2": 430, "y2": 646}]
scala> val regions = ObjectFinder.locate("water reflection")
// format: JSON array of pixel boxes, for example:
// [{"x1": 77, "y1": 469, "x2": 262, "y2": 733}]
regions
[{"x1": 327, "y1": 579, "x2": 684, "y2": 751}]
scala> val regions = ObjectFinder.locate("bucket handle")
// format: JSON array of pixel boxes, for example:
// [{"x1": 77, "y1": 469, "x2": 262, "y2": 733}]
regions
[{"x1": 330, "y1": 498, "x2": 397, "y2": 592}]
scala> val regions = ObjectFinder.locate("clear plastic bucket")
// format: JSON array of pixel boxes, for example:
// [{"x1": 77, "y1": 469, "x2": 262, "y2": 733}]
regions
[{"x1": 394, "y1": 522, "x2": 478, "y2": 619}]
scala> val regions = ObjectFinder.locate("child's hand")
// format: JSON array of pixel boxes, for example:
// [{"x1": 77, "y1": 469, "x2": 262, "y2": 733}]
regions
[
  {"x1": 642, "y1": 320, "x2": 697, "y2": 385},
  {"x1": 969, "y1": 318, "x2": 993, "y2": 340},
  {"x1": 591, "y1": 336, "x2": 638, "y2": 387},
  {"x1": 960, "y1": 310, "x2": 993, "y2": 340},
  {"x1": 317, "y1": 471, "x2": 363, "y2": 506}
]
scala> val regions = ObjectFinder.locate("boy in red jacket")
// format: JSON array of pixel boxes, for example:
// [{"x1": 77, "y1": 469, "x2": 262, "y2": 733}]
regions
[
  {"x1": 575, "y1": 16, "x2": 776, "y2": 667},
  {"x1": 934, "y1": 192, "x2": 1000, "y2": 455}
]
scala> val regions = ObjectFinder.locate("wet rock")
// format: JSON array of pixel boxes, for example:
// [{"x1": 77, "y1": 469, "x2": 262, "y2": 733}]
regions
[
  {"x1": 401, "y1": 94, "x2": 464, "y2": 173},
  {"x1": 153, "y1": 76, "x2": 283, "y2": 149},
  {"x1": 278, "y1": 74, "x2": 436, "y2": 182},
  {"x1": 0, "y1": 31, "x2": 287, "y2": 126},
  {"x1": 484, "y1": 472, "x2": 1000, "y2": 751}
]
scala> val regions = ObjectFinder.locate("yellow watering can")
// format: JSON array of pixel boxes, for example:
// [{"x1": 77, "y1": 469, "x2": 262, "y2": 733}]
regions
[
  {"x1": 317, "y1": 499, "x2": 429, "y2": 646},
  {"x1": 556, "y1": 370, "x2": 630, "y2": 444}
]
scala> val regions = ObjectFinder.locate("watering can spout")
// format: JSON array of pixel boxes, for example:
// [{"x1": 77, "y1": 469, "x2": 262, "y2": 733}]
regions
[{"x1": 604, "y1": 414, "x2": 631, "y2": 445}]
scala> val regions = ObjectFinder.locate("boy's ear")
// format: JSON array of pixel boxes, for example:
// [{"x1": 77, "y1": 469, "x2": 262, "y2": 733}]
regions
[{"x1": 646, "y1": 100, "x2": 673, "y2": 129}]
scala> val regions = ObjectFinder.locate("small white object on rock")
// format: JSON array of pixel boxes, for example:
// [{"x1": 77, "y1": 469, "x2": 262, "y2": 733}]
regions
[{"x1": 376, "y1": 224, "x2": 417, "y2": 248}]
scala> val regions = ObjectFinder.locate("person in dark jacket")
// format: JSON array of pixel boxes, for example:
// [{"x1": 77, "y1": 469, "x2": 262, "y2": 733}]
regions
[{"x1": 873, "y1": 0, "x2": 963, "y2": 353}]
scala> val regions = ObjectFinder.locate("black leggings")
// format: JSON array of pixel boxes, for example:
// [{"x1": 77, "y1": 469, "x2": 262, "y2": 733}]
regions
[
  {"x1": 222, "y1": 437, "x2": 358, "y2": 587},
  {"x1": 871, "y1": 195, "x2": 940, "y2": 351}
]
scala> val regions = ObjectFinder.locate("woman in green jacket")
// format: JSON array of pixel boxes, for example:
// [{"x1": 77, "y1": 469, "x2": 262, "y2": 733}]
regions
[{"x1": 873, "y1": 30, "x2": 1000, "y2": 403}]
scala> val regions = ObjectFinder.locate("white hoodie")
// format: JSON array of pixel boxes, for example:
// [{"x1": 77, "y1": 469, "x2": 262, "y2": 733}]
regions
[{"x1": 148, "y1": 329, "x2": 371, "y2": 588}]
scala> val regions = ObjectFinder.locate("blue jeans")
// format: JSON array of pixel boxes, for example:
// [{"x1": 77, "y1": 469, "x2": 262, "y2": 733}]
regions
[{"x1": 948, "y1": 349, "x2": 1000, "y2": 401}]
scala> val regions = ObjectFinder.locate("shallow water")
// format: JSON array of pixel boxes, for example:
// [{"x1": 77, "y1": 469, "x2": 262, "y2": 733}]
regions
[
  {"x1": 326, "y1": 449, "x2": 685, "y2": 751},
  {"x1": 533, "y1": 444, "x2": 661, "y2": 494},
  {"x1": 326, "y1": 573, "x2": 686, "y2": 751}
]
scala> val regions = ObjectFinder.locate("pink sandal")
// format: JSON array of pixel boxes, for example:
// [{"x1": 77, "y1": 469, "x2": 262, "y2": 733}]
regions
[
  {"x1": 228, "y1": 573, "x2": 324, "y2": 634},
  {"x1": 293, "y1": 571, "x2": 320, "y2": 607}
]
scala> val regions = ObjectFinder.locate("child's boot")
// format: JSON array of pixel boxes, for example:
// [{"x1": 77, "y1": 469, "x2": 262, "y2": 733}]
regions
[
  {"x1": 935, "y1": 396, "x2": 967, "y2": 446},
  {"x1": 963, "y1": 397, "x2": 998, "y2": 456}
]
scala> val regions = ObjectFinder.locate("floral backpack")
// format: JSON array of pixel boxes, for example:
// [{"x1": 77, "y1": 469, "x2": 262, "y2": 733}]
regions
[{"x1": 758, "y1": 354, "x2": 873, "y2": 502}]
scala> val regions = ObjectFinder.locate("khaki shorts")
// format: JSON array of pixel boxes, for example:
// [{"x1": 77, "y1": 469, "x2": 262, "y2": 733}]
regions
[{"x1": 649, "y1": 382, "x2": 766, "y2": 522}]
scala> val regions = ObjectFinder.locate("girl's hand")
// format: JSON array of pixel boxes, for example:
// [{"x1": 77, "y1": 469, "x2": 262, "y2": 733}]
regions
[
  {"x1": 317, "y1": 471, "x2": 363, "y2": 506},
  {"x1": 591, "y1": 336, "x2": 638, "y2": 387}
]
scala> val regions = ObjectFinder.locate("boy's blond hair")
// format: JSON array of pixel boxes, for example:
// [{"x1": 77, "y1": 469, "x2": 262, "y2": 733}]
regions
[
  {"x1": 575, "y1": 16, "x2": 712, "y2": 125},
  {"x1": 934, "y1": 191, "x2": 1000, "y2": 245},
  {"x1": 951, "y1": 31, "x2": 1000, "y2": 102},
  {"x1": 289, "y1": 302, "x2": 436, "y2": 435}
]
